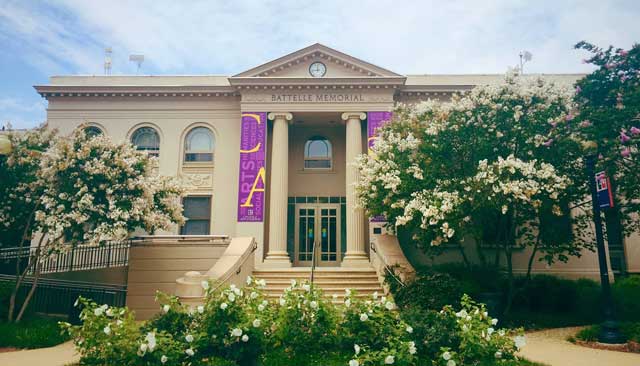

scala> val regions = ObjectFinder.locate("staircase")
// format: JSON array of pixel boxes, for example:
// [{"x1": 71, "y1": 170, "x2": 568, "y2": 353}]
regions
[{"x1": 252, "y1": 267, "x2": 385, "y2": 302}]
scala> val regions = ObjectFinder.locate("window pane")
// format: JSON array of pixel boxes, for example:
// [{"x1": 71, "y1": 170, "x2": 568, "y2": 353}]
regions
[
  {"x1": 185, "y1": 153, "x2": 213, "y2": 162},
  {"x1": 186, "y1": 127, "x2": 214, "y2": 152},
  {"x1": 131, "y1": 127, "x2": 160, "y2": 151},
  {"x1": 307, "y1": 140, "x2": 329, "y2": 157},
  {"x1": 183, "y1": 197, "x2": 211, "y2": 220},
  {"x1": 84, "y1": 126, "x2": 103, "y2": 138},
  {"x1": 181, "y1": 220, "x2": 210, "y2": 235},
  {"x1": 305, "y1": 159, "x2": 331, "y2": 169}
]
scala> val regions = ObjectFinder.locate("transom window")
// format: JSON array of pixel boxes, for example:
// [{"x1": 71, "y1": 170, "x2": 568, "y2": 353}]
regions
[
  {"x1": 304, "y1": 136, "x2": 332, "y2": 169},
  {"x1": 83, "y1": 126, "x2": 103, "y2": 138},
  {"x1": 184, "y1": 127, "x2": 214, "y2": 162},
  {"x1": 131, "y1": 127, "x2": 160, "y2": 157},
  {"x1": 180, "y1": 196, "x2": 212, "y2": 235}
]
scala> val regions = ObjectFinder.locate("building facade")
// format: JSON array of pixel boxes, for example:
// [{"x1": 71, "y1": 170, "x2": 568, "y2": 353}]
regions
[{"x1": 35, "y1": 43, "x2": 639, "y2": 278}]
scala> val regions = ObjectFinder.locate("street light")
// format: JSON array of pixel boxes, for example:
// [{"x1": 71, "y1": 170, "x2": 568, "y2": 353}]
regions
[{"x1": 584, "y1": 153, "x2": 626, "y2": 344}]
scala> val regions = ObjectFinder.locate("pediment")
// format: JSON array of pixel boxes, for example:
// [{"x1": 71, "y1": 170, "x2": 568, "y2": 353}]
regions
[{"x1": 233, "y1": 43, "x2": 404, "y2": 78}]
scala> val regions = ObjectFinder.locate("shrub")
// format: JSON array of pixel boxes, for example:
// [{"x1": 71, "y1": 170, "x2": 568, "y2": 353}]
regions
[
  {"x1": 393, "y1": 272, "x2": 464, "y2": 311},
  {"x1": 398, "y1": 307, "x2": 460, "y2": 360},
  {"x1": 613, "y1": 275, "x2": 640, "y2": 321},
  {"x1": 0, "y1": 315, "x2": 69, "y2": 349}
]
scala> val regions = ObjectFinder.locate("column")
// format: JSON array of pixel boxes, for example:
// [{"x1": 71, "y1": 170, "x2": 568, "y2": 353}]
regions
[
  {"x1": 264, "y1": 112, "x2": 293, "y2": 267},
  {"x1": 341, "y1": 112, "x2": 369, "y2": 267}
]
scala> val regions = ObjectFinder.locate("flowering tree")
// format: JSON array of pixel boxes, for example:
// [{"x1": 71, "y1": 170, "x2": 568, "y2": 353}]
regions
[
  {"x1": 2, "y1": 126, "x2": 185, "y2": 322},
  {"x1": 356, "y1": 73, "x2": 593, "y2": 312},
  {"x1": 574, "y1": 42, "x2": 640, "y2": 237}
]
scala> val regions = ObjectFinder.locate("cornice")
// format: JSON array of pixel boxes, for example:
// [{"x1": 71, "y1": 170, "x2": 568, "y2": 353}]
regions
[
  {"x1": 229, "y1": 76, "x2": 406, "y2": 89},
  {"x1": 34, "y1": 85, "x2": 239, "y2": 99}
]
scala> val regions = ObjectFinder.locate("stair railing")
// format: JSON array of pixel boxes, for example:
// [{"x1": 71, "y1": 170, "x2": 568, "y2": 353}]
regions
[
  {"x1": 370, "y1": 241, "x2": 406, "y2": 288},
  {"x1": 310, "y1": 239, "x2": 321, "y2": 285}
]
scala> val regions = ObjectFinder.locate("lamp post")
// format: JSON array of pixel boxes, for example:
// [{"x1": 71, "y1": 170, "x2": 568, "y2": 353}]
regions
[{"x1": 584, "y1": 154, "x2": 626, "y2": 344}]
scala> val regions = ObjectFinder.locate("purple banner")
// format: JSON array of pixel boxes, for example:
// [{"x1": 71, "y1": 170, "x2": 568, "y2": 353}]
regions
[
  {"x1": 368, "y1": 111, "x2": 393, "y2": 222},
  {"x1": 367, "y1": 111, "x2": 393, "y2": 153},
  {"x1": 237, "y1": 112, "x2": 267, "y2": 222}
]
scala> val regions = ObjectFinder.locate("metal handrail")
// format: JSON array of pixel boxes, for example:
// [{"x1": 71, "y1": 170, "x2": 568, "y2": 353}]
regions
[
  {"x1": 370, "y1": 241, "x2": 405, "y2": 288},
  {"x1": 310, "y1": 239, "x2": 321, "y2": 285}
]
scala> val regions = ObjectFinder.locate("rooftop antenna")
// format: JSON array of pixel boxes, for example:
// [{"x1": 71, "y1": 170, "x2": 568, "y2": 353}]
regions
[
  {"x1": 519, "y1": 50, "x2": 533, "y2": 74},
  {"x1": 129, "y1": 54, "x2": 144, "y2": 75},
  {"x1": 104, "y1": 47, "x2": 112, "y2": 75}
]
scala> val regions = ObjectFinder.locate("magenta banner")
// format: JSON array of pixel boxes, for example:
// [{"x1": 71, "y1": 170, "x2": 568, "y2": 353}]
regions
[
  {"x1": 368, "y1": 111, "x2": 393, "y2": 222},
  {"x1": 367, "y1": 111, "x2": 393, "y2": 152},
  {"x1": 237, "y1": 112, "x2": 267, "y2": 222}
]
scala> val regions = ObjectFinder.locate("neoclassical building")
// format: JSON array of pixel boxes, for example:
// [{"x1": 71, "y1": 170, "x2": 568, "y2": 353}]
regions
[{"x1": 34, "y1": 44, "x2": 639, "y2": 315}]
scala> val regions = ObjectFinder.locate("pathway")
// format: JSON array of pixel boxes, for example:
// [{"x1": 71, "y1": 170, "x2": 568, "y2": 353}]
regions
[
  {"x1": 0, "y1": 341, "x2": 79, "y2": 366},
  {"x1": 519, "y1": 326, "x2": 640, "y2": 366}
]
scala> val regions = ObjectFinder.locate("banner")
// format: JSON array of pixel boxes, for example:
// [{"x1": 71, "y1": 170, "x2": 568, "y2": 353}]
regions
[
  {"x1": 367, "y1": 111, "x2": 393, "y2": 222},
  {"x1": 237, "y1": 112, "x2": 267, "y2": 222}
]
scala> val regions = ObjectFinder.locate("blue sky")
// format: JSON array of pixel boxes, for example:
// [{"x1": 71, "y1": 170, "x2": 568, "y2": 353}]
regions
[{"x1": 1, "y1": 0, "x2": 639, "y2": 129}]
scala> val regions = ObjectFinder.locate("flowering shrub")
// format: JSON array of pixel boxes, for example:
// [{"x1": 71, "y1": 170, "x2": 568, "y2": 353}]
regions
[{"x1": 62, "y1": 278, "x2": 526, "y2": 366}]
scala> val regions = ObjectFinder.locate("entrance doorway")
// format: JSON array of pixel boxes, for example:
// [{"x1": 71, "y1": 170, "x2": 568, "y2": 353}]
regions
[{"x1": 294, "y1": 203, "x2": 341, "y2": 266}]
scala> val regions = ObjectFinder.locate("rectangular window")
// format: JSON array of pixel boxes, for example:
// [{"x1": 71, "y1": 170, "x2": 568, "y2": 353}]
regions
[{"x1": 180, "y1": 196, "x2": 212, "y2": 235}]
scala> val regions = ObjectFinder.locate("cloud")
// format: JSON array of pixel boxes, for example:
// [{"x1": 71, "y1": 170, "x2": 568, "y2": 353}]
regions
[
  {"x1": 0, "y1": 97, "x2": 47, "y2": 129},
  {"x1": 1, "y1": 0, "x2": 639, "y2": 128}
]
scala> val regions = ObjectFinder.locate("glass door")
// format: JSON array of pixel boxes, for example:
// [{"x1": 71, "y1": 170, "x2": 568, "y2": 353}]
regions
[{"x1": 294, "y1": 204, "x2": 341, "y2": 266}]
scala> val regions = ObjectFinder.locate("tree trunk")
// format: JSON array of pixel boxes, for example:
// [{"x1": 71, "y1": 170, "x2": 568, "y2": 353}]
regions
[
  {"x1": 8, "y1": 234, "x2": 44, "y2": 322},
  {"x1": 503, "y1": 210, "x2": 517, "y2": 316},
  {"x1": 457, "y1": 243, "x2": 471, "y2": 268},
  {"x1": 15, "y1": 260, "x2": 41, "y2": 322},
  {"x1": 525, "y1": 237, "x2": 540, "y2": 283}
]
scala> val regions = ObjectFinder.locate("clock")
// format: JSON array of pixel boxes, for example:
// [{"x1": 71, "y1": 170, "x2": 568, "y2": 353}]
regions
[{"x1": 309, "y1": 62, "x2": 326, "y2": 77}]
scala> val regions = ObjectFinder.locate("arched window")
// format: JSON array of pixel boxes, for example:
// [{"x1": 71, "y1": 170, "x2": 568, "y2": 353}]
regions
[
  {"x1": 83, "y1": 126, "x2": 103, "y2": 138},
  {"x1": 304, "y1": 136, "x2": 332, "y2": 169},
  {"x1": 184, "y1": 126, "x2": 214, "y2": 162},
  {"x1": 131, "y1": 127, "x2": 160, "y2": 157}
]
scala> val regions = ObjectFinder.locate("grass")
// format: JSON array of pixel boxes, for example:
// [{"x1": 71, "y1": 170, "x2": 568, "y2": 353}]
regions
[
  {"x1": 575, "y1": 322, "x2": 640, "y2": 343},
  {"x1": 0, "y1": 315, "x2": 69, "y2": 349}
]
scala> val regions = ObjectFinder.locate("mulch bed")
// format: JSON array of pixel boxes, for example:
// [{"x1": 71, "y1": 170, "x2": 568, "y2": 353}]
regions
[
  {"x1": 574, "y1": 339, "x2": 640, "y2": 353},
  {"x1": 0, "y1": 347, "x2": 19, "y2": 353}
]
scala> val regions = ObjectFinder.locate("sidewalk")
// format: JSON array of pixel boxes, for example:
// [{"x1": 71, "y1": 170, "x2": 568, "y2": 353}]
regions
[
  {"x1": 0, "y1": 341, "x2": 79, "y2": 366},
  {"x1": 519, "y1": 327, "x2": 640, "y2": 366}
]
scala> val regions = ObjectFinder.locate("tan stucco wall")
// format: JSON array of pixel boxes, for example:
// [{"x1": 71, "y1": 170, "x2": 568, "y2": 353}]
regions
[{"x1": 45, "y1": 96, "x2": 242, "y2": 238}]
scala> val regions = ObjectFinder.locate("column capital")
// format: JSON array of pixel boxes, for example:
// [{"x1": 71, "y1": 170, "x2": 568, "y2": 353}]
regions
[
  {"x1": 268, "y1": 112, "x2": 293, "y2": 122},
  {"x1": 341, "y1": 112, "x2": 367, "y2": 122}
]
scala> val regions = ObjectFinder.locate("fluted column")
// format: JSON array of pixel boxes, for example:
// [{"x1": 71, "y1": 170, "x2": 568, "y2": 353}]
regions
[
  {"x1": 264, "y1": 112, "x2": 293, "y2": 267},
  {"x1": 341, "y1": 112, "x2": 369, "y2": 267}
]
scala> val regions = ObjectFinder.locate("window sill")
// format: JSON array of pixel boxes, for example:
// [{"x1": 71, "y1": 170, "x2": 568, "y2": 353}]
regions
[{"x1": 297, "y1": 168, "x2": 336, "y2": 174}]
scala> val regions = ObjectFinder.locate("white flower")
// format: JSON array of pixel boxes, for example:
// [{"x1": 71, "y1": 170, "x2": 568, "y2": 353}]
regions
[
  {"x1": 197, "y1": 305, "x2": 204, "y2": 314},
  {"x1": 310, "y1": 301, "x2": 318, "y2": 310},
  {"x1": 162, "y1": 304, "x2": 170, "y2": 313},
  {"x1": 491, "y1": 318, "x2": 498, "y2": 325},
  {"x1": 406, "y1": 325, "x2": 413, "y2": 333},
  {"x1": 242, "y1": 334, "x2": 249, "y2": 342},
  {"x1": 495, "y1": 351, "x2": 502, "y2": 359},
  {"x1": 94, "y1": 308, "x2": 104, "y2": 316},
  {"x1": 447, "y1": 360, "x2": 456, "y2": 366},
  {"x1": 185, "y1": 334, "x2": 194, "y2": 343},
  {"x1": 220, "y1": 303, "x2": 228, "y2": 310},
  {"x1": 372, "y1": 291, "x2": 378, "y2": 300},
  {"x1": 360, "y1": 313, "x2": 369, "y2": 321},
  {"x1": 514, "y1": 335, "x2": 526, "y2": 349},
  {"x1": 231, "y1": 328, "x2": 243, "y2": 337},
  {"x1": 345, "y1": 288, "x2": 351, "y2": 296},
  {"x1": 116, "y1": 320, "x2": 123, "y2": 326},
  {"x1": 279, "y1": 298, "x2": 286, "y2": 306},
  {"x1": 384, "y1": 355, "x2": 395, "y2": 364},
  {"x1": 442, "y1": 351, "x2": 451, "y2": 360},
  {"x1": 201, "y1": 280, "x2": 209, "y2": 290},
  {"x1": 290, "y1": 279, "x2": 297, "y2": 286},
  {"x1": 74, "y1": 298, "x2": 79, "y2": 307},
  {"x1": 250, "y1": 291, "x2": 258, "y2": 299},
  {"x1": 354, "y1": 344, "x2": 361, "y2": 355},
  {"x1": 408, "y1": 341, "x2": 417, "y2": 354},
  {"x1": 106, "y1": 308, "x2": 114, "y2": 317},
  {"x1": 258, "y1": 304, "x2": 265, "y2": 312},
  {"x1": 161, "y1": 355, "x2": 168, "y2": 364},
  {"x1": 302, "y1": 284, "x2": 311, "y2": 292},
  {"x1": 253, "y1": 319, "x2": 261, "y2": 328},
  {"x1": 349, "y1": 360, "x2": 359, "y2": 366},
  {"x1": 345, "y1": 299, "x2": 351, "y2": 307},
  {"x1": 258, "y1": 279, "x2": 266, "y2": 287},
  {"x1": 103, "y1": 326, "x2": 111, "y2": 335},
  {"x1": 487, "y1": 327, "x2": 494, "y2": 335},
  {"x1": 456, "y1": 310, "x2": 467, "y2": 318},
  {"x1": 385, "y1": 301, "x2": 394, "y2": 310},
  {"x1": 246, "y1": 276, "x2": 253, "y2": 285},
  {"x1": 332, "y1": 294, "x2": 338, "y2": 300},
  {"x1": 140, "y1": 343, "x2": 148, "y2": 353},
  {"x1": 228, "y1": 293, "x2": 236, "y2": 302},
  {"x1": 185, "y1": 348, "x2": 194, "y2": 357},
  {"x1": 146, "y1": 332, "x2": 156, "y2": 352}
]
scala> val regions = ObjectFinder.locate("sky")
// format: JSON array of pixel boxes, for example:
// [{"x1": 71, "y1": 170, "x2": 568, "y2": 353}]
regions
[{"x1": 1, "y1": 0, "x2": 639, "y2": 129}]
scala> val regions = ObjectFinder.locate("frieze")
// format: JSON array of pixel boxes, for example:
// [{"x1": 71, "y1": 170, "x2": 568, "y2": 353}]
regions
[{"x1": 241, "y1": 91, "x2": 394, "y2": 104}]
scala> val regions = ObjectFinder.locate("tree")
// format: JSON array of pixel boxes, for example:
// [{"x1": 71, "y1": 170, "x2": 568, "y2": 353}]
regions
[
  {"x1": 573, "y1": 42, "x2": 640, "y2": 238},
  {"x1": 1, "y1": 126, "x2": 185, "y2": 322},
  {"x1": 356, "y1": 73, "x2": 593, "y2": 313}
]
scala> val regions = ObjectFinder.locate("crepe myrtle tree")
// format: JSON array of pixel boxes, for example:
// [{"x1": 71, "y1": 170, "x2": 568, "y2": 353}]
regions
[
  {"x1": 2, "y1": 126, "x2": 185, "y2": 322},
  {"x1": 573, "y1": 42, "x2": 640, "y2": 237},
  {"x1": 356, "y1": 73, "x2": 594, "y2": 312}
]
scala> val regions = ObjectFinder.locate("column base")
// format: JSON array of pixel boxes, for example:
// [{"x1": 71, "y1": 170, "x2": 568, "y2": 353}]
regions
[
  {"x1": 263, "y1": 252, "x2": 292, "y2": 268},
  {"x1": 341, "y1": 253, "x2": 371, "y2": 268}
]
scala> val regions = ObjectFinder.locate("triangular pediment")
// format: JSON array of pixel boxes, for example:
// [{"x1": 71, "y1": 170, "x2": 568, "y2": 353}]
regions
[{"x1": 233, "y1": 43, "x2": 404, "y2": 78}]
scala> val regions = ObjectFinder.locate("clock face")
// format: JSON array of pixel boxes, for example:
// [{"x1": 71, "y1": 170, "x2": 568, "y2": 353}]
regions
[{"x1": 309, "y1": 62, "x2": 327, "y2": 77}]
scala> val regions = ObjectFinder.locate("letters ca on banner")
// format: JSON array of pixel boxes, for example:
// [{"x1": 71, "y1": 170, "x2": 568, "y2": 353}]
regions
[
  {"x1": 237, "y1": 112, "x2": 267, "y2": 222},
  {"x1": 367, "y1": 112, "x2": 393, "y2": 222}
]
